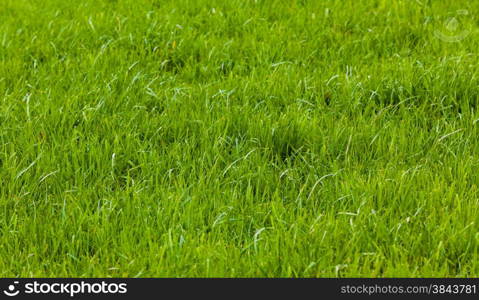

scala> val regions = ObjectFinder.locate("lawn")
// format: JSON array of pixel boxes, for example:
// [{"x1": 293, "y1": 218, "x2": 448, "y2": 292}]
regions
[{"x1": 1, "y1": 0, "x2": 479, "y2": 277}]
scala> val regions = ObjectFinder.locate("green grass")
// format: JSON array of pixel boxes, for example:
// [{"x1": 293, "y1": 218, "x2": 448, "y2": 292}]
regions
[{"x1": 1, "y1": 0, "x2": 479, "y2": 277}]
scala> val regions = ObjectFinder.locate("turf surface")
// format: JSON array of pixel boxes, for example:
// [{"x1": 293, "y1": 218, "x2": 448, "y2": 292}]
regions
[{"x1": 1, "y1": 0, "x2": 479, "y2": 277}]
